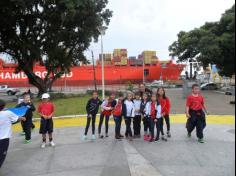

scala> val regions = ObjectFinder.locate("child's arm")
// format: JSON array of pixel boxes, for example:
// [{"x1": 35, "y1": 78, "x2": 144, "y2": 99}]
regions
[
  {"x1": 186, "y1": 106, "x2": 191, "y2": 118},
  {"x1": 86, "y1": 99, "x2": 91, "y2": 116}
]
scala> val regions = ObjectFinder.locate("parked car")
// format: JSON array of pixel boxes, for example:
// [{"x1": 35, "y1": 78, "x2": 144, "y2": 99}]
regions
[
  {"x1": 200, "y1": 83, "x2": 218, "y2": 91},
  {"x1": 225, "y1": 86, "x2": 235, "y2": 96},
  {"x1": 146, "y1": 80, "x2": 164, "y2": 89},
  {"x1": 0, "y1": 85, "x2": 20, "y2": 96}
]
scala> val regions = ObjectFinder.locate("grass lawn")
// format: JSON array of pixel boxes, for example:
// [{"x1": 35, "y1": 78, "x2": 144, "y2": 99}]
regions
[{"x1": 6, "y1": 94, "x2": 91, "y2": 118}]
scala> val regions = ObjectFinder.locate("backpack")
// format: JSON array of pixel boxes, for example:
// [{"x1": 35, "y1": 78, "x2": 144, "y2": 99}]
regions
[{"x1": 113, "y1": 102, "x2": 122, "y2": 117}]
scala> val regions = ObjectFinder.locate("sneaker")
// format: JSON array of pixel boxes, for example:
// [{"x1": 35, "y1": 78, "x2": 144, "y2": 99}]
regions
[
  {"x1": 99, "y1": 134, "x2": 104, "y2": 139},
  {"x1": 119, "y1": 135, "x2": 124, "y2": 138},
  {"x1": 91, "y1": 135, "x2": 96, "y2": 141},
  {"x1": 198, "y1": 138, "x2": 205, "y2": 143},
  {"x1": 49, "y1": 141, "x2": 56, "y2": 147},
  {"x1": 161, "y1": 136, "x2": 168, "y2": 142},
  {"x1": 82, "y1": 135, "x2": 88, "y2": 141},
  {"x1": 105, "y1": 134, "x2": 109, "y2": 138},
  {"x1": 155, "y1": 137, "x2": 160, "y2": 142},
  {"x1": 24, "y1": 140, "x2": 32, "y2": 144},
  {"x1": 187, "y1": 133, "x2": 192, "y2": 138},
  {"x1": 41, "y1": 142, "x2": 46, "y2": 149},
  {"x1": 167, "y1": 131, "x2": 171, "y2": 138},
  {"x1": 149, "y1": 138, "x2": 154, "y2": 143},
  {"x1": 20, "y1": 132, "x2": 25, "y2": 136}
]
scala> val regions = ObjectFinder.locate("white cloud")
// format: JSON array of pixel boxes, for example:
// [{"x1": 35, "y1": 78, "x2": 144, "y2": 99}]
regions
[{"x1": 86, "y1": 0, "x2": 235, "y2": 61}]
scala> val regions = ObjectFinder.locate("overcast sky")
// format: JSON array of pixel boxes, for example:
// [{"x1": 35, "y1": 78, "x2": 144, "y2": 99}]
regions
[{"x1": 86, "y1": 0, "x2": 235, "y2": 61}]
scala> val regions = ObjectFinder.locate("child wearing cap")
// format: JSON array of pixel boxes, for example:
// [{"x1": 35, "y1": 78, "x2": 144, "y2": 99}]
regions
[
  {"x1": 38, "y1": 93, "x2": 55, "y2": 149},
  {"x1": 0, "y1": 99, "x2": 26, "y2": 168}
]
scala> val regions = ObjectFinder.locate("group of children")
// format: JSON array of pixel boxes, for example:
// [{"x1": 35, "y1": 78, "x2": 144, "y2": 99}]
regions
[
  {"x1": 0, "y1": 83, "x2": 208, "y2": 168},
  {"x1": 84, "y1": 87, "x2": 172, "y2": 142}
]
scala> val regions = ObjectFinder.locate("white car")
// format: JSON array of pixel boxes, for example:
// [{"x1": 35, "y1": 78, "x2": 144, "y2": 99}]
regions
[{"x1": 0, "y1": 85, "x2": 20, "y2": 96}]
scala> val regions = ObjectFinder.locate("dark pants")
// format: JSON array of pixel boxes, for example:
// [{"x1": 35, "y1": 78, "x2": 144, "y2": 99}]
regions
[
  {"x1": 0, "y1": 138, "x2": 10, "y2": 168},
  {"x1": 163, "y1": 115, "x2": 170, "y2": 132},
  {"x1": 150, "y1": 118, "x2": 163, "y2": 139},
  {"x1": 186, "y1": 110, "x2": 206, "y2": 139},
  {"x1": 133, "y1": 115, "x2": 142, "y2": 136},
  {"x1": 22, "y1": 120, "x2": 33, "y2": 140},
  {"x1": 114, "y1": 116, "x2": 122, "y2": 137},
  {"x1": 98, "y1": 114, "x2": 110, "y2": 135},
  {"x1": 143, "y1": 116, "x2": 150, "y2": 133},
  {"x1": 85, "y1": 114, "x2": 96, "y2": 135},
  {"x1": 125, "y1": 117, "x2": 133, "y2": 137}
]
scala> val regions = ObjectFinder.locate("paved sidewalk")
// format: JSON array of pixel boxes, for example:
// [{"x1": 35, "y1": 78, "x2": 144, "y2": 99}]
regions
[{"x1": 0, "y1": 124, "x2": 235, "y2": 176}]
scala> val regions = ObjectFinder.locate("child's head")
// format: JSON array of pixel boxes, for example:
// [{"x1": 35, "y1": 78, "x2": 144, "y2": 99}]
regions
[
  {"x1": 143, "y1": 93, "x2": 148, "y2": 101},
  {"x1": 118, "y1": 93, "x2": 124, "y2": 101},
  {"x1": 192, "y1": 84, "x2": 200, "y2": 95},
  {"x1": 41, "y1": 93, "x2": 50, "y2": 102},
  {"x1": 127, "y1": 92, "x2": 134, "y2": 101},
  {"x1": 0, "y1": 99, "x2": 6, "y2": 111},
  {"x1": 92, "y1": 91, "x2": 98, "y2": 99},
  {"x1": 23, "y1": 93, "x2": 31, "y2": 103},
  {"x1": 135, "y1": 92, "x2": 140, "y2": 100},
  {"x1": 151, "y1": 94, "x2": 157, "y2": 102},
  {"x1": 110, "y1": 92, "x2": 116, "y2": 100},
  {"x1": 157, "y1": 87, "x2": 166, "y2": 99}
]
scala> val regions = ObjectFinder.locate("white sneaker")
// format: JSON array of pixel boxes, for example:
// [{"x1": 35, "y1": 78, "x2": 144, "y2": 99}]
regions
[
  {"x1": 82, "y1": 135, "x2": 88, "y2": 141},
  {"x1": 91, "y1": 135, "x2": 96, "y2": 141},
  {"x1": 49, "y1": 141, "x2": 56, "y2": 147},
  {"x1": 41, "y1": 142, "x2": 46, "y2": 149}
]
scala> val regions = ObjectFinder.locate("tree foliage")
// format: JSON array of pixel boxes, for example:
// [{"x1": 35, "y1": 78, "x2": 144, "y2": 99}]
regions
[
  {"x1": 169, "y1": 5, "x2": 235, "y2": 76},
  {"x1": 0, "y1": 0, "x2": 112, "y2": 94}
]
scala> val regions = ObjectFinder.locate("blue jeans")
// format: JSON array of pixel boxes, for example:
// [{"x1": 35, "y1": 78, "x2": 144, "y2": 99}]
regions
[{"x1": 114, "y1": 116, "x2": 122, "y2": 136}]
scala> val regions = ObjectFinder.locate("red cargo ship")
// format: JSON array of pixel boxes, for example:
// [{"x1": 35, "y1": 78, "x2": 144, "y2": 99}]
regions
[{"x1": 0, "y1": 59, "x2": 184, "y2": 87}]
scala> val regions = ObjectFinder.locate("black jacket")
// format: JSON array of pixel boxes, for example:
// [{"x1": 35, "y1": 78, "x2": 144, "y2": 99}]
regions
[
  {"x1": 16, "y1": 102, "x2": 36, "y2": 121},
  {"x1": 86, "y1": 98, "x2": 102, "y2": 115}
]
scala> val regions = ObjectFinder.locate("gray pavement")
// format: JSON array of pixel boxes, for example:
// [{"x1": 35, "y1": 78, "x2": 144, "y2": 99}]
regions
[{"x1": 0, "y1": 124, "x2": 235, "y2": 176}]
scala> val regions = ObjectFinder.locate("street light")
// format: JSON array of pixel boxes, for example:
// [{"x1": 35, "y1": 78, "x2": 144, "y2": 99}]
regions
[{"x1": 97, "y1": 26, "x2": 107, "y2": 100}]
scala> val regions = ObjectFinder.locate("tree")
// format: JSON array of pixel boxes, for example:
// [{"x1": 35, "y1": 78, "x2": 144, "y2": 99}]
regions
[
  {"x1": 169, "y1": 5, "x2": 235, "y2": 76},
  {"x1": 0, "y1": 0, "x2": 112, "y2": 95}
]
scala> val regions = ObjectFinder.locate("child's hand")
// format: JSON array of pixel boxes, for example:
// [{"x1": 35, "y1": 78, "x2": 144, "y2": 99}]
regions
[
  {"x1": 186, "y1": 113, "x2": 191, "y2": 118},
  {"x1": 206, "y1": 111, "x2": 210, "y2": 116},
  {"x1": 154, "y1": 119, "x2": 158, "y2": 123},
  {"x1": 19, "y1": 117, "x2": 26, "y2": 122}
]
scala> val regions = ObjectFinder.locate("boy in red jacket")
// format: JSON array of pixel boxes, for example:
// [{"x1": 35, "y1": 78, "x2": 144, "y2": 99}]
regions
[
  {"x1": 186, "y1": 84, "x2": 209, "y2": 143},
  {"x1": 157, "y1": 87, "x2": 171, "y2": 138}
]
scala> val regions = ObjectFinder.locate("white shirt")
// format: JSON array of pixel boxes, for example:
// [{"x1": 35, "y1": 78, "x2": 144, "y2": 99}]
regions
[
  {"x1": 146, "y1": 102, "x2": 162, "y2": 119},
  {"x1": 133, "y1": 99, "x2": 141, "y2": 116},
  {"x1": 124, "y1": 100, "x2": 135, "y2": 117},
  {"x1": 0, "y1": 110, "x2": 19, "y2": 140}
]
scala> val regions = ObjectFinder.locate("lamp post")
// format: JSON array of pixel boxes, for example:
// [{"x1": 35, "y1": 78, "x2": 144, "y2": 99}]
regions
[{"x1": 98, "y1": 26, "x2": 107, "y2": 100}]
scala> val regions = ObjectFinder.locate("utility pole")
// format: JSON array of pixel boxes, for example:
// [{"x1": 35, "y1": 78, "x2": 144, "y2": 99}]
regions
[{"x1": 91, "y1": 51, "x2": 97, "y2": 91}]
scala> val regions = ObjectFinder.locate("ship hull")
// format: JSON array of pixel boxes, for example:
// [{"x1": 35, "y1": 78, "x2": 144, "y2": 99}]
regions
[{"x1": 0, "y1": 63, "x2": 184, "y2": 87}]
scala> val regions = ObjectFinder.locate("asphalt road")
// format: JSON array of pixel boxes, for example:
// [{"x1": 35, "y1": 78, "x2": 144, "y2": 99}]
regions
[{"x1": 0, "y1": 124, "x2": 235, "y2": 176}]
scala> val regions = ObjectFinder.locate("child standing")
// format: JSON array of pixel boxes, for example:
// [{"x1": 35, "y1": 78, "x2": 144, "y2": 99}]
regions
[
  {"x1": 0, "y1": 99, "x2": 26, "y2": 168},
  {"x1": 38, "y1": 93, "x2": 55, "y2": 149},
  {"x1": 16, "y1": 93, "x2": 36, "y2": 144},
  {"x1": 186, "y1": 84, "x2": 209, "y2": 143},
  {"x1": 133, "y1": 92, "x2": 142, "y2": 138},
  {"x1": 123, "y1": 92, "x2": 135, "y2": 141},
  {"x1": 112, "y1": 94, "x2": 124, "y2": 139},
  {"x1": 83, "y1": 91, "x2": 102, "y2": 141},
  {"x1": 98, "y1": 93, "x2": 116, "y2": 138},
  {"x1": 147, "y1": 94, "x2": 164, "y2": 142},
  {"x1": 141, "y1": 93, "x2": 150, "y2": 141},
  {"x1": 157, "y1": 88, "x2": 172, "y2": 138}
]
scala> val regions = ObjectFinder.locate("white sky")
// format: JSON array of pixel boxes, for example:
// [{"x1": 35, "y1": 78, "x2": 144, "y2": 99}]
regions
[{"x1": 86, "y1": 0, "x2": 235, "y2": 61}]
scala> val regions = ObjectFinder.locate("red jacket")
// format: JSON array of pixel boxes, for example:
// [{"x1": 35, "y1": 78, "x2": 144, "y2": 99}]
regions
[{"x1": 159, "y1": 97, "x2": 171, "y2": 115}]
